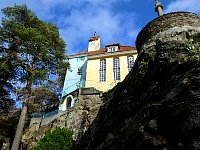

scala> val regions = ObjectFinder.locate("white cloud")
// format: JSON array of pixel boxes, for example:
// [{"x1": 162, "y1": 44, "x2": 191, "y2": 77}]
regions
[
  {"x1": 0, "y1": 0, "x2": 138, "y2": 54},
  {"x1": 166, "y1": 0, "x2": 200, "y2": 14},
  {"x1": 58, "y1": 1, "x2": 138, "y2": 54}
]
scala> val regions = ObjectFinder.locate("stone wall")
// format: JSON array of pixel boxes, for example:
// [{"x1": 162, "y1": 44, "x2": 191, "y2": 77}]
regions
[
  {"x1": 22, "y1": 94, "x2": 102, "y2": 149},
  {"x1": 30, "y1": 113, "x2": 60, "y2": 127},
  {"x1": 136, "y1": 12, "x2": 200, "y2": 52}
]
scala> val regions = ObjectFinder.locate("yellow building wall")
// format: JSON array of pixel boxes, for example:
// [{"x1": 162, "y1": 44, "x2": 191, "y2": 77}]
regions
[
  {"x1": 120, "y1": 55, "x2": 129, "y2": 80},
  {"x1": 85, "y1": 53, "x2": 138, "y2": 92}
]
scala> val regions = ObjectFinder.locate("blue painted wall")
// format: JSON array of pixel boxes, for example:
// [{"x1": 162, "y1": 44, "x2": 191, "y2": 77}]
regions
[{"x1": 62, "y1": 55, "x2": 87, "y2": 97}]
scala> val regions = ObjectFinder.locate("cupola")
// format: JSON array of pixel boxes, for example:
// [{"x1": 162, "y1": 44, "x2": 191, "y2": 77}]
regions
[{"x1": 88, "y1": 32, "x2": 100, "y2": 52}]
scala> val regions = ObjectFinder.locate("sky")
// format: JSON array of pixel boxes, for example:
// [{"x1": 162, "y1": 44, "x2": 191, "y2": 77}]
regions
[{"x1": 1, "y1": 0, "x2": 200, "y2": 54}]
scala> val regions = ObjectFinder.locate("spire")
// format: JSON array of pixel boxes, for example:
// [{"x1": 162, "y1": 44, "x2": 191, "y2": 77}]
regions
[
  {"x1": 94, "y1": 31, "x2": 97, "y2": 37},
  {"x1": 155, "y1": 0, "x2": 163, "y2": 16}
]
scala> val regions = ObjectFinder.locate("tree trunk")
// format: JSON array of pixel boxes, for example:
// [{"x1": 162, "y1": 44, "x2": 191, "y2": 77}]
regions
[{"x1": 11, "y1": 102, "x2": 28, "y2": 150}]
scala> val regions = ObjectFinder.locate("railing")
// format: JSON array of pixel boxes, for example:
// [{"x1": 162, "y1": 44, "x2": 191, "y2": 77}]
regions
[
  {"x1": 32, "y1": 109, "x2": 59, "y2": 118},
  {"x1": 62, "y1": 80, "x2": 120, "y2": 96}
]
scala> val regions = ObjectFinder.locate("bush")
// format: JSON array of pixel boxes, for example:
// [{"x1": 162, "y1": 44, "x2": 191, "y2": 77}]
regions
[{"x1": 30, "y1": 128, "x2": 73, "y2": 150}]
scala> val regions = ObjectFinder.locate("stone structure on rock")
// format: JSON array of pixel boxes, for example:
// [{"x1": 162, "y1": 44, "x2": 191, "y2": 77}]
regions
[
  {"x1": 74, "y1": 12, "x2": 200, "y2": 150},
  {"x1": 136, "y1": 12, "x2": 200, "y2": 52},
  {"x1": 22, "y1": 93, "x2": 102, "y2": 149}
]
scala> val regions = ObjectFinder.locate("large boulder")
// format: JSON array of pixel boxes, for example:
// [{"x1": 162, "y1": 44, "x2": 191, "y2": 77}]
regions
[{"x1": 75, "y1": 12, "x2": 200, "y2": 150}]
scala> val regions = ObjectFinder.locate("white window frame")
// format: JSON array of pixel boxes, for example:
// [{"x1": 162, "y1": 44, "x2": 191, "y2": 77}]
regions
[
  {"x1": 127, "y1": 56, "x2": 134, "y2": 72},
  {"x1": 107, "y1": 46, "x2": 118, "y2": 53},
  {"x1": 99, "y1": 59, "x2": 106, "y2": 82},
  {"x1": 113, "y1": 57, "x2": 120, "y2": 80}
]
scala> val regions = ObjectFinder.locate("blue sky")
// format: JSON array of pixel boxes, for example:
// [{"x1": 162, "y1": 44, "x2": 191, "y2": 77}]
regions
[{"x1": 1, "y1": 0, "x2": 200, "y2": 54}]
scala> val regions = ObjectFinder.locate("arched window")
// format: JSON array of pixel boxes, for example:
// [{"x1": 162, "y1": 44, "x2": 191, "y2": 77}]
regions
[{"x1": 66, "y1": 97, "x2": 72, "y2": 110}]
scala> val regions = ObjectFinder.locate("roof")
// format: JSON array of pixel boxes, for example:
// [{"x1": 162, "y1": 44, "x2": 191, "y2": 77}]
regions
[
  {"x1": 88, "y1": 46, "x2": 136, "y2": 56},
  {"x1": 68, "y1": 50, "x2": 88, "y2": 57},
  {"x1": 68, "y1": 45, "x2": 137, "y2": 58},
  {"x1": 89, "y1": 36, "x2": 100, "y2": 42},
  {"x1": 105, "y1": 43, "x2": 120, "y2": 47}
]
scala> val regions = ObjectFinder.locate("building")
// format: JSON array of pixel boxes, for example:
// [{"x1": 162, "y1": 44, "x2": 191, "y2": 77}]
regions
[
  {"x1": 59, "y1": 52, "x2": 88, "y2": 111},
  {"x1": 59, "y1": 34, "x2": 137, "y2": 111}
]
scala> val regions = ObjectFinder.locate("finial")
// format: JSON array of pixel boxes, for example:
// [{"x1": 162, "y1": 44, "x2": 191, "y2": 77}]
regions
[
  {"x1": 155, "y1": 0, "x2": 163, "y2": 17},
  {"x1": 94, "y1": 32, "x2": 97, "y2": 37}
]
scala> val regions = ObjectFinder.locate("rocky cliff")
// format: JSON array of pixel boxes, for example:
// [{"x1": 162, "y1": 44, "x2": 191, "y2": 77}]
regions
[
  {"x1": 22, "y1": 93, "x2": 102, "y2": 149},
  {"x1": 21, "y1": 12, "x2": 200, "y2": 150},
  {"x1": 74, "y1": 12, "x2": 200, "y2": 150}
]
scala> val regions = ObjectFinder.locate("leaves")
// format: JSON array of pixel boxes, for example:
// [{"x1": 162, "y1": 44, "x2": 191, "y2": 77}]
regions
[
  {"x1": 0, "y1": 4, "x2": 69, "y2": 95},
  {"x1": 29, "y1": 87, "x2": 59, "y2": 113},
  {"x1": 0, "y1": 48, "x2": 16, "y2": 112},
  {"x1": 30, "y1": 128, "x2": 73, "y2": 150},
  {"x1": 0, "y1": 4, "x2": 70, "y2": 149}
]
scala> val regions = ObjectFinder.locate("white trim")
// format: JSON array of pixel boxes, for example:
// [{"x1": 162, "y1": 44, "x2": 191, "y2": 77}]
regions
[
  {"x1": 88, "y1": 50, "x2": 137, "y2": 59},
  {"x1": 59, "y1": 95, "x2": 75, "y2": 111}
]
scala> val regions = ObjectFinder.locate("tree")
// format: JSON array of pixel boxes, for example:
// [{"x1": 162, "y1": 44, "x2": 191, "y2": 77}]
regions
[
  {"x1": 0, "y1": 4, "x2": 69, "y2": 150},
  {"x1": 29, "y1": 86, "x2": 59, "y2": 113},
  {"x1": 0, "y1": 41, "x2": 15, "y2": 112},
  {"x1": 0, "y1": 65, "x2": 15, "y2": 113},
  {"x1": 30, "y1": 128, "x2": 73, "y2": 150}
]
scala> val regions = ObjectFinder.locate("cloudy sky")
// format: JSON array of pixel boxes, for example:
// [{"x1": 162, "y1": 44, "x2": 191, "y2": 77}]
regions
[{"x1": 1, "y1": 0, "x2": 200, "y2": 54}]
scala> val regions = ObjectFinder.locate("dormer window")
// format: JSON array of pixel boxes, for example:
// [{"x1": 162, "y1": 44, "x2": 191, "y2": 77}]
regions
[
  {"x1": 77, "y1": 56, "x2": 85, "y2": 62},
  {"x1": 107, "y1": 46, "x2": 118, "y2": 53},
  {"x1": 106, "y1": 43, "x2": 119, "y2": 53}
]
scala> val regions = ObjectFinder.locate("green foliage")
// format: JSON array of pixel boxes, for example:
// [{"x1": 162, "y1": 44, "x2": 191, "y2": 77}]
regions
[
  {"x1": 0, "y1": 4, "x2": 69, "y2": 94},
  {"x1": 0, "y1": 5, "x2": 69, "y2": 149},
  {"x1": 183, "y1": 33, "x2": 200, "y2": 61},
  {"x1": 30, "y1": 128, "x2": 73, "y2": 150},
  {"x1": 0, "y1": 46, "x2": 15, "y2": 112},
  {"x1": 29, "y1": 86, "x2": 59, "y2": 113},
  {"x1": 185, "y1": 42, "x2": 200, "y2": 61}
]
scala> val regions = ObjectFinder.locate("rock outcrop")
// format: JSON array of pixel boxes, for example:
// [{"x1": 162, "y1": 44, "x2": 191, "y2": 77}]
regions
[
  {"x1": 74, "y1": 12, "x2": 200, "y2": 150},
  {"x1": 22, "y1": 94, "x2": 102, "y2": 149},
  {"x1": 21, "y1": 12, "x2": 200, "y2": 150}
]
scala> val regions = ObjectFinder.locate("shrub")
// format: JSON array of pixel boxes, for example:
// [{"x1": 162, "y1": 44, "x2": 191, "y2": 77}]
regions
[{"x1": 30, "y1": 128, "x2": 73, "y2": 150}]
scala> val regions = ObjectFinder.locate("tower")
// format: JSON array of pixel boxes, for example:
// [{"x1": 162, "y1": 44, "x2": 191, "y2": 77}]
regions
[
  {"x1": 155, "y1": 0, "x2": 163, "y2": 16},
  {"x1": 88, "y1": 32, "x2": 100, "y2": 52}
]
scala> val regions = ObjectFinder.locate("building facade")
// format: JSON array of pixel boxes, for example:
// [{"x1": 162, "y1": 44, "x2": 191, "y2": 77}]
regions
[
  {"x1": 59, "y1": 34, "x2": 137, "y2": 110},
  {"x1": 59, "y1": 52, "x2": 88, "y2": 111},
  {"x1": 86, "y1": 43, "x2": 137, "y2": 92}
]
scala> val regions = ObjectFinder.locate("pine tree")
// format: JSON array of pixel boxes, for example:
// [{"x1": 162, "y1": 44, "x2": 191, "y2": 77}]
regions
[
  {"x1": 0, "y1": 4, "x2": 69, "y2": 150},
  {"x1": 0, "y1": 56, "x2": 15, "y2": 112}
]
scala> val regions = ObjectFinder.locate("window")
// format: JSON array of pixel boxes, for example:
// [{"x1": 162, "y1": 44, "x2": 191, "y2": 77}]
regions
[
  {"x1": 99, "y1": 59, "x2": 106, "y2": 82},
  {"x1": 127, "y1": 56, "x2": 134, "y2": 72},
  {"x1": 77, "y1": 67, "x2": 82, "y2": 75},
  {"x1": 77, "y1": 56, "x2": 85, "y2": 61},
  {"x1": 113, "y1": 58, "x2": 120, "y2": 80},
  {"x1": 107, "y1": 46, "x2": 118, "y2": 53}
]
